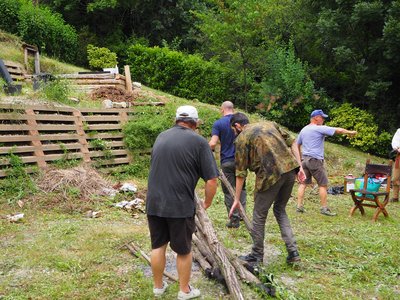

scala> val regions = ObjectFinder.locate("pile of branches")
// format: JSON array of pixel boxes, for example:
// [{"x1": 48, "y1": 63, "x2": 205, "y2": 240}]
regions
[
  {"x1": 193, "y1": 194, "x2": 275, "y2": 299},
  {"x1": 36, "y1": 166, "x2": 111, "y2": 199}
]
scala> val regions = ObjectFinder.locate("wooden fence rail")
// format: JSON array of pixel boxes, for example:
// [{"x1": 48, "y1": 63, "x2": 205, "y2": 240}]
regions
[{"x1": 0, "y1": 104, "x2": 134, "y2": 177}]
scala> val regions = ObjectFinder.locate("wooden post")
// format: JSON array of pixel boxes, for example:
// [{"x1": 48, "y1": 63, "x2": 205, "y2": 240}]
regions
[
  {"x1": 34, "y1": 51, "x2": 40, "y2": 74},
  {"x1": 73, "y1": 111, "x2": 91, "y2": 163},
  {"x1": 124, "y1": 65, "x2": 133, "y2": 93},
  {"x1": 25, "y1": 109, "x2": 46, "y2": 168}
]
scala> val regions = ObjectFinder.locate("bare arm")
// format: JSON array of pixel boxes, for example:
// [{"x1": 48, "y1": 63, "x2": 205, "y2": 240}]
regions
[
  {"x1": 208, "y1": 135, "x2": 219, "y2": 150},
  {"x1": 335, "y1": 128, "x2": 357, "y2": 137},
  {"x1": 203, "y1": 177, "x2": 218, "y2": 209},
  {"x1": 229, "y1": 176, "x2": 245, "y2": 217},
  {"x1": 291, "y1": 142, "x2": 306, "y2": 183}
]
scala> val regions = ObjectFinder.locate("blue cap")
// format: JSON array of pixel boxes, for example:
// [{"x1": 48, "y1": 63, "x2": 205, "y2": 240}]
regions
[{"x1": 310, "y1": 109, "x2": 328, "y2": 118}]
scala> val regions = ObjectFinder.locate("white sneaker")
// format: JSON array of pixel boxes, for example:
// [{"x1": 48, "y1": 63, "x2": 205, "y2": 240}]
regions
[
  {"x1": 177, "y1": 285, "x2": 201, "y2": 299},
  {"x1": 153, "y1": 281, "x2": 168, "y2": 297}
]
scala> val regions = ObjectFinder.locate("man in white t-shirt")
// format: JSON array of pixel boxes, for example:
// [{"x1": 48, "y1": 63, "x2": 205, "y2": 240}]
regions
[
  {"x1": 296, "y1": 109, "x2": 357, "y2": 216},
  {"x1": 391, "y1": 129, "x2": 400, "y2": 202}
]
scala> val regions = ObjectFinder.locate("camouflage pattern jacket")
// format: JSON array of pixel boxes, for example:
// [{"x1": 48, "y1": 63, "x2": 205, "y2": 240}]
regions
[{"x1": 234, "y1": 121, "x2": 299, "y2": 192}]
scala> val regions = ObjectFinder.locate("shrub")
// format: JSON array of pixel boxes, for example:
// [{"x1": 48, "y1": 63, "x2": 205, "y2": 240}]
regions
[
  {"x1": 326, "y1": 103, "x2": 391, "y2": 156},
  {"x1": 0, "y1": 0, "x2": 21, "y2": 34},
  {"x1": 126, "y1": 44, "x2": 231, "y2": 104},
  {"x1": 255, "y1": 43, "x2": 328, "y2": 131},
  {"x1": 17, "y1": 1, "x2": 78, "y2": 62},
  {"x1": 87, "y1": 44, "x2": 118, "y2": 69},
  {"x1": 123, "y1": 103, "x2": 220, "y2": 152}
]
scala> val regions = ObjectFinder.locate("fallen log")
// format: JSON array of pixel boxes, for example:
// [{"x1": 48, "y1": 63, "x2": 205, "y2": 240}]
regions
[{"x1": 219, "y1": 170, "x2": 252, "y2": 232}]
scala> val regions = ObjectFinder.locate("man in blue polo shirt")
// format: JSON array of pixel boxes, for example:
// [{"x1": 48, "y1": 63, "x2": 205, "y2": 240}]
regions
[
  {"x1": 296, "y1": 109, "x2": 357, "y2": 216},
  {"x1": 209, "y1": 101, "x2": 246, "y2": 228}
]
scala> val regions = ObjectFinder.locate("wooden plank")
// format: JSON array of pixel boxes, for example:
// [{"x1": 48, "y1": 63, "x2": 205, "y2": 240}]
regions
[
  {"x1": 0, "y1": 143, "x2": 83, "y2": 154},
  {"x1": 93, "y1": 157, "x2": 130, "y2": 165},
  {"x1": 87, "y1": 141, "x2": 125, "y2": 148},
  {"x1": 0, "y1": 134, "x2": 81, "y2": 143},
  {"x1": 0, "y1": 103, "x2": 76, "y2": 113},
  {"x1": 87, "y1": 124, "x2": 122, "y2": 131},
  {"x1": 89, "y1": 149, "x2": 128, "y2": 158},
  {"x1": 0, "y1": 124, "x2": 77, "y2": 131},
  {"x1": 82, "y1": 115, "x2": 122, "y2": 122},
  {"x1": 124, "y1": 65, "x2": 133, "y2": 93},
  {"x1": 0, "y1": 113, "x2": 76, "y2": 122},
  {"x1": 70, "y1": 84, "x2": 126, "y2": 89},
  {"x1": 58, "y1": 73, "x2": 116, "y2": 79},
  {"x1": 72, "y1": 79, "x2": 126, "y2": 85},
  {"x1": 1, "y1": 152, "x2": 83, "y2": 165},
  {"x1": 3, "y1": 60, "x2": 24, "y2": 69}
]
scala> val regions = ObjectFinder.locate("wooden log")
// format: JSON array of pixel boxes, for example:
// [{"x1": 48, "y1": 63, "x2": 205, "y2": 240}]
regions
[
  {"x1": 219, "y1": 170, "x2": 253, "y2": 232},
  {"x1": 195, "y1": 194, "x2": 245, "y2": 300},
  {"x1": 192, "y1": 232, "x2": 217, "y2": 267},
  {"x1": 192, "y1": 246, "x2": 212, "y2": 271},
  {"x1": 124, "y1": 242, "x2": 178, "y2": 282}
]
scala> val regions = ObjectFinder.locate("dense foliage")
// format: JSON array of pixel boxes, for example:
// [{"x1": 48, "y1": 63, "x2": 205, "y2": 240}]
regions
[
  {"x1": 123, "y1": 103, "x2": 220, "y2": 151},
  {"x1": 0, "y1": 0, "x2": 78, "y2": 62},
  {"x1": 126, "y1": 44, "x2": 231, "y2": 104}
]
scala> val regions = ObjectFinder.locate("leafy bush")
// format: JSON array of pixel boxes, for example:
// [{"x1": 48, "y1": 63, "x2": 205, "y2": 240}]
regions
[
  {"x1": 87, "y1": 44, "x2": 118, "y2": 69},
  {"x1": 256, "y1": 43, "x2": 329, "y2": 130},
  {"x1": 326, "y1": 103, "x2": 391, "y2": 156},
  {"x1": 17, "y1": 1, "x2": 78, "y2": 62},
  {"x1": 126, "y1": 44, "x2": 231, "y2": 104},
  {"x1": 123, "y1": 103, "x2": 220, "y2": 152},
  {"x1": 0, "y1": 0, "x2": 21, "y2": 34}
]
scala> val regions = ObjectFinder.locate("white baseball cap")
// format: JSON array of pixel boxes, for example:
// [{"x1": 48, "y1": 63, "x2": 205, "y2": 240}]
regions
[{"x1": 176, "y1": 105, "x2": 199, "y2": 121}]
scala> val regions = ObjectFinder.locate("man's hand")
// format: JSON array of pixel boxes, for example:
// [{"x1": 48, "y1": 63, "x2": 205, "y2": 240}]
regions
[
  {"x1": 297, "y1": 167, "x2": 306, "y2": 183},
  {"x1": 347, "y1": 130, "x2": 357, "y2": 137},
  {"x1": 229, "y1": 200, "x2": 240, "y2": 218}
]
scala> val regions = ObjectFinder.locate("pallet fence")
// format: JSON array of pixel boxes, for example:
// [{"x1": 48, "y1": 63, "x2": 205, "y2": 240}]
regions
[{"x1": 0, "y1": 103, "x2": 135, "y2": 177}]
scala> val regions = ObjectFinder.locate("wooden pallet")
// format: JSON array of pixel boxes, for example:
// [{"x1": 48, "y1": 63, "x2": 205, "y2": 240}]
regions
[
  {"x1": 0, "y1": 104, "x2": 134, "y2": 177},
  {"x1": 3, "y1": 60, "x2": 26, "y2": 82}
]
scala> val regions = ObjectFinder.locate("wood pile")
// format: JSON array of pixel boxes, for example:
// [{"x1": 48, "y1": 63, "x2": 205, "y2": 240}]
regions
[
  {"x1": 193, "y1": 194, "x2": 275, "y2": 299},
  {"x1": 58, "y1": 73, "x2": 127, "y2": 93}
]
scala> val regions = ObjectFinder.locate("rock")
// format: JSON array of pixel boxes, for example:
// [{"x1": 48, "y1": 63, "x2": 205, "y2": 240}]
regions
[
  {"x1": 132, "y1": 82, "x2": 142, "y2": 89},
  {"x1": 112, "y1": 101, "x2": 127, "y2": 108},
  {"x1": 102, "y1": 99, "x2": 113, "y2": 109}
]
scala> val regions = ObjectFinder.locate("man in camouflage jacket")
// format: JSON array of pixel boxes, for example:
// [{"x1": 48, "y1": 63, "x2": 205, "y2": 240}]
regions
[{"x1": 229, "y1": 113, "x2": 306, "y2": 265}]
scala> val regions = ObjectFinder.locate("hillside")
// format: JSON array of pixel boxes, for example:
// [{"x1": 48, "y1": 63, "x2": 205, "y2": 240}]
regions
[{"x1": 1, "y1": 33, "x2": 400, "y2": 300}]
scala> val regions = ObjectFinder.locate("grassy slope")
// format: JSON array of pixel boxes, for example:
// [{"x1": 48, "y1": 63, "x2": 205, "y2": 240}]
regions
[{"x1": 1, "y1": 32, "x2": 400, "y2": 300}]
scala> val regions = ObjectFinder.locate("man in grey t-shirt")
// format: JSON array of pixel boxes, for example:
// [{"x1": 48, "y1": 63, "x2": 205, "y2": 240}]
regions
[
  {"x1": 146, "y1": 105, "x2": 219, "y2": 299},
  {"x1": 296, "y1": 109, "x2": 357, "y2": 216}
]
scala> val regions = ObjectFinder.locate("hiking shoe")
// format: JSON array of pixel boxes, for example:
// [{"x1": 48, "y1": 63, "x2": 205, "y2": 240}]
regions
[
  {"x1": 153, "y1": 281, "x2": 168, "y2": 297},
  {"x1": 177, "y1": 285, "x2": 201, "y2": 300},
  {"x1": 286, "y1": 250, "x2": 301, "y2": 264},
  {"x1": 238, "y1": 253, "x2": 262, "y2": 264},
  {"x1": 226, "y1": 217, "x2": 240, "y2": 228},
  {"x1": 296, "y1": 206, "x2": 305, "y2": 213},
  {"x1": 320, "y1": 207, "x2": 337, "y2": 216}
]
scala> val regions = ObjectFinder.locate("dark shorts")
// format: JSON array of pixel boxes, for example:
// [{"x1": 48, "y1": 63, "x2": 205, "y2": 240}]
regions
[
  {"x1": 302, "y1": 156, "x2": 328, "y2": 186},
  {"x1": 147, "y1": 215, "x2": 195, "y2": 255}
]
